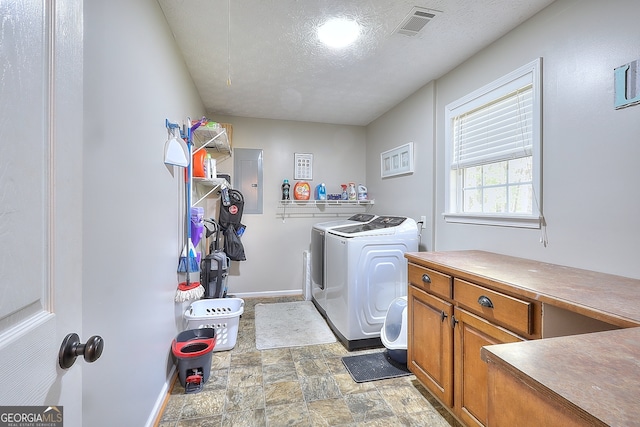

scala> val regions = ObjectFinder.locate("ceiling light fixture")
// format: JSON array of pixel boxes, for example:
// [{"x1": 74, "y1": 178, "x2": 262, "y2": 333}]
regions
[{"x1": 317, "y1": 18, "x2": 361, "y2": 49}]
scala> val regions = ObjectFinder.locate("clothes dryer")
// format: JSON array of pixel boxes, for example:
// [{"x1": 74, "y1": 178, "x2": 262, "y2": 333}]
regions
[
  {"x1": 310, "y1": 214, "x2": 376, "y2": 316},
  {"x1": 324, "y1": 216, "x2": 418, "y2": 350}
]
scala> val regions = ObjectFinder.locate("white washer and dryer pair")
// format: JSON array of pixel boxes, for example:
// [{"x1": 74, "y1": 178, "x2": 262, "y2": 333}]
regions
[
  {"x1": 310, "y1": 214, "x2": 376, "y2": 317},
  {"x1": 324, "y1": 216, "x2": 418, "y2": 350}
]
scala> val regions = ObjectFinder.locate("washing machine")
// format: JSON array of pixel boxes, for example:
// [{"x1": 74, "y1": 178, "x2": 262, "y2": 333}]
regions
[
  {"x1": 324, "y1": 216, "x2": 418, "y2": 350},
  {"x1": 310, "y1": 213, "x2": 376, "y2": 316}
]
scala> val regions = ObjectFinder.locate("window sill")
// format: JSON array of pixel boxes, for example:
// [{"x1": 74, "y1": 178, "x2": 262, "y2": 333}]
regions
[{"x1": 443, "y1": 213, "x2": 541, "y2": 229}]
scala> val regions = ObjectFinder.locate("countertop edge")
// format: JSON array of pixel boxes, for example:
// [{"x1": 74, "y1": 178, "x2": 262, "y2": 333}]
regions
[
  {"x1": 480, "y1": 327, "x2": 640, "y2": 427},
  {"x1": 405, "y1": 251, "x2": 640, "y2": 328}
]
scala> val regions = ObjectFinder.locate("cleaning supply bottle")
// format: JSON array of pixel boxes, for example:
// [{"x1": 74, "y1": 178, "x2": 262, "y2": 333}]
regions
[
  {"x1": 203, "y1": 153, "x2": 210, "y2": 179},
  {"x1": 190, "y1": 207, "x2": 205, "y2": 258},
  {"x1": 341, "y1": 184, "x2": 348, "y2": 200},
  {"x1": 282, "y1": 179, "x2": 291, "y2": 200},
  {"x1": 294, "y1": 181, "x2": 311, "y2": 200},
  {"x1": 357, "y1": 184, "x2": 367, "y2": 200},
  {"x1": 315, "y1": 183, "x2": 327, "y2": 200},
  {"x1": 204, "y1": 154, "x2": 216, "y2": 179},
  {"x1": 348, "y1": 182, "x2": 357, "y2": 201},
  {"x1": 193, "y1": 148, "x2": 207, "y2": 178}
]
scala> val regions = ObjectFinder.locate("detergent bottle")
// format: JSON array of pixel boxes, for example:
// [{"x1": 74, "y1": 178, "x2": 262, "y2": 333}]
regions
[
  {"x1": 357, "y1": 184, "x2": 368, "y2": 201},
  {"x1": 192, "y1": 149, "x2": 207, "y2": 178},
  {"x1": 341, "y1": 184, "x2": 348, "y2": 200},
  {"x1": 282, "y1": 179, "x2": 291, "y2": 200},
  {"x1": 293, "y1": 181, "x2": 311, "y2": 200},
  {"x1": 315, "y1": 183, "x2": 326, "y2": 200}
]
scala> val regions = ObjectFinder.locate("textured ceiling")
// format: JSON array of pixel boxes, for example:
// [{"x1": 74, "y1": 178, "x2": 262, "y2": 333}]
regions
[{"x1": 158, "y1": 0, "x2": 555, "y2": 126}]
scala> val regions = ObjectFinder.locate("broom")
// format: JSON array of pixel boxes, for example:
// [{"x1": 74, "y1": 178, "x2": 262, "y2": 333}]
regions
[{"x1": 176, "y1": 123, "x2": 204, "y2": 302}]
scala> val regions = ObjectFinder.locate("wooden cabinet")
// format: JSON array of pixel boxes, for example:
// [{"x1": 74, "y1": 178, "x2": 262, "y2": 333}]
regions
[
  {"x1": 406, "y1": 250, "x2": 640, "y2": 427},
  {"x1": 408, "y1": 263, "x2": 452, "y2": 300},
  {"x1": 482, "y1": 327, "x2": 640, "y2": 427},
  {"x1": 484, "y1": 362, "x2": 593, "y2": 427},
  {"x1": 453, "y1": 307, "x2": 523, "y2": 426},
  {"x1": 454, "y1": 279, "x2": 535, "y2": 337},
  {"x1": 408, "y1": 284, "x2": 454, "y2": 406},
  {"x1": 407, "y1": 260, "x2": 541, "y2": 427}
]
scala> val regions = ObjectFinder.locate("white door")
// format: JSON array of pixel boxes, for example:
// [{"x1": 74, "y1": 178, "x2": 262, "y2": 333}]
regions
[{"x1": 0, "y1": 1, "x2": 84, "y2": 425}]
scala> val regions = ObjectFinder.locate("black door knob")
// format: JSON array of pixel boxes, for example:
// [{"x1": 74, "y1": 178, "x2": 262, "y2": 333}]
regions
[{"x1": 59, "y1": 333, "x2": 104, "y2": 369}]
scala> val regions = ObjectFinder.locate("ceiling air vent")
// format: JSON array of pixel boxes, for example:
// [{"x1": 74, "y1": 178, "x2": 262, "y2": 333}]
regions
[{"x1": 393, "y1": 7, "x2": 440, "y2": 37}]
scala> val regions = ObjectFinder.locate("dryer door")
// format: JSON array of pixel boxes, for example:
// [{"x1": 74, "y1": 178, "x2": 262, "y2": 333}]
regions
[{"x1": 356, "y1": 243, "x2": 410, "y2": 336}]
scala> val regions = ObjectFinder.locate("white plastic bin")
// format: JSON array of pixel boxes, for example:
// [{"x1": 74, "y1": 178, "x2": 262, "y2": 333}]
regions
[
  {"x1": 184, "y1": 298, "x2": 244, "y2": 352},
  {"x1": 380, "y1": 296, "x2": 408, "y2": 364}
]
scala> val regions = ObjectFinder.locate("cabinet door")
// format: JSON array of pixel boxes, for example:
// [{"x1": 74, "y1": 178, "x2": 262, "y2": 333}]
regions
[
  {"x1": 453, "y1": 307, "x2": 524, "y2": 427},
  {"x1": 408, "y1": 285, "x2": 454, "y2": 407},
  {"x1": 486, "y1": 363, "x2": 592, "y2": 427}
]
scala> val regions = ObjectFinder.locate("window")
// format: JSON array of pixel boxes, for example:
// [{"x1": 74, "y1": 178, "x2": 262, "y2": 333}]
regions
[{"x1": 444, "y1": 58, "x2": 542, "y2": 228}]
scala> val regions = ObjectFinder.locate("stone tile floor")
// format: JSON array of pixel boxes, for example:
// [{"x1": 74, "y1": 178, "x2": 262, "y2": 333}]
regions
[{"x1": 158, "y1": 296, "x2": 462, "y2": 427}]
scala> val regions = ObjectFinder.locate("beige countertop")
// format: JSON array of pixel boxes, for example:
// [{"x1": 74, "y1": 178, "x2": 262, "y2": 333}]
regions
[
  {"x1": 405, "y1": 250, "x2": 640, "y2": 328},
  {"x1": 481, "y1": 328, "x2": 640, "y2": 426},
  {"x1": 406, "y1": 250, "x2": 640, "y2": 426}
]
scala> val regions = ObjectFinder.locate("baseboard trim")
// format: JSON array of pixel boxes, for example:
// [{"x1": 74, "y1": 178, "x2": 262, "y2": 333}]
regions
[
  {"x1": 229, "y1": 290, "x2": 304, "y2": 299},
  {"x1": 147, "y1": 366, "x2": 177, "y2": 427}
]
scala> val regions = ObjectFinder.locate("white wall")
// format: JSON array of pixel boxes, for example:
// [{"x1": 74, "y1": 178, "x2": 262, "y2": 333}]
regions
[
  {"x1": 434, "y1": 0, "x2": 640, "y2": 278},
  {"x1": 365, "y1": 82, "x2": 436, "y2": 252},
  {"x1": 210, "y1": 85, "x2": 436, "y2": 296},
  {"x1": 368, "y1": 0, "x2": 640, "y2": 279},
  {"x1": 83, "y1": 0, "x2": 204, "y2": 425},
  {"x1": 209, "y1": 115, "x2": 367, "y2": 295}
]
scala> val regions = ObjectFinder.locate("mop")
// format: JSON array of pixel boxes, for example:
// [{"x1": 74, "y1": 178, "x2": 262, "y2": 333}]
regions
[
  {"x1": 175, "y1": 279, "x2": 204, "y2": 302},
  {"x1": 176, "y1": 122, "x2": 204, "y2": 302}
]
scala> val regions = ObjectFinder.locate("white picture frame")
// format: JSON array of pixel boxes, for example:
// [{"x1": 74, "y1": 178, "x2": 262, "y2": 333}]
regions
[
  {"x1": 294, "y1": 153, "x2": 313, "y2": 180},
  {"x1": 381, "y1": 142, "x2": 414, "y2": 178}
]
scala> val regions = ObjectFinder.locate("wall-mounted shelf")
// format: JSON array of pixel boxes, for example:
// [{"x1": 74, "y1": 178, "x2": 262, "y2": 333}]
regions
[
  {"x1": 190, "y1": 123, "x2": 232, "y2": 206},
  {"x1": 277, "y1": 199, "x2": 375, "y2": 220},
  {"x1": 278, "y1": 200, "x2": 374, "y2": 206},
  {"x1": 192, "y1": 125, "x2": 231, "y2": 158},
  {"x1": 192, "y1": 177, "x2": 230, "y2": 206}
]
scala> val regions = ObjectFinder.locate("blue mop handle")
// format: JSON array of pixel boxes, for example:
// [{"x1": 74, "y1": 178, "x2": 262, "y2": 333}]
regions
[
  {"x1": 186, "y1": 127, "x2": 192, "y2": 242},
  {"x1": 186, "y1": 118, "x2": 205, "y2": 244}
]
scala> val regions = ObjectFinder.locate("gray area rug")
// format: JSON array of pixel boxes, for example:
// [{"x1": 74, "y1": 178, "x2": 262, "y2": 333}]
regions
[{"x1": 255, "y1": 301, "x2": 336, "y2": 350}]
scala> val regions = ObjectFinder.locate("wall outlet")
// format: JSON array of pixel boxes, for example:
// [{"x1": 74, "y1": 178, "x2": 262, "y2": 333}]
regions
[{"x1": 420, "y1": 215, "x2": 427, "y2": 229}]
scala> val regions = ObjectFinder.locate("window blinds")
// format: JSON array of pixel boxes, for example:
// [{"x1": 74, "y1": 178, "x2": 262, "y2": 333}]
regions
[{"x1": 452, "y1": 84, "x2": 533, "y2": 169}]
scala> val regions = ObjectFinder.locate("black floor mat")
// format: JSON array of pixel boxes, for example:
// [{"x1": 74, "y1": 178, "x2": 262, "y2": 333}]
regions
[{"x1": 342, "y1": 350, "x2": 411, "y2": 383}]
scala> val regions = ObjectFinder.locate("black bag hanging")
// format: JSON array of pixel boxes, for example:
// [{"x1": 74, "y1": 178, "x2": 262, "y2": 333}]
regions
[
  {"x1": 223, "y1": 223, "x2": 246, "y2": 261},
  {"x1": 219, "y1": 188, "x2": 244, "y2": 229}
]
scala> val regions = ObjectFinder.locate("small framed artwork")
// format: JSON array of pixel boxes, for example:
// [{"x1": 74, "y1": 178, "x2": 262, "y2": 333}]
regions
[
  {"x1": 294, "y1": 153, "x2": 313, "y2": 180},
  {"x1": 381, "y1": 142, "x2": 414, "y2": 178}
]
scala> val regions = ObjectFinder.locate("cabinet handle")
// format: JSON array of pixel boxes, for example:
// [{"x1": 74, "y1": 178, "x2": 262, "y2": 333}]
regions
[
  {"x1": 440, "y1": 311, "x2": 448, "y2": 323},
  {"x1": 422, "y1": 274, "x2": 431, "y2": 284},
  {"x1": 451, "y1": 315, "x2": 459, "y2": 328},
  {"x1": 478, "y1": 295, "x2": 494, "y2": 308}
]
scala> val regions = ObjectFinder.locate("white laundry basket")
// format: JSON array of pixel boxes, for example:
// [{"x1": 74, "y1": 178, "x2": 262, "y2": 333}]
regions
[{"x1": 184, "y1": 298, "x2": 244, "y2": 351}]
